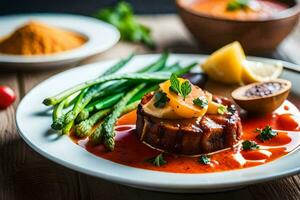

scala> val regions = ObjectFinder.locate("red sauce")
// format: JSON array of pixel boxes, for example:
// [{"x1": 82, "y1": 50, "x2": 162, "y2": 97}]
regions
[
  {"x1": 180, "y1": 0, "x2": 288, "y2": 20},
  {"x1": 71, "y1": 100, "x2": 300, "y2": 174}
]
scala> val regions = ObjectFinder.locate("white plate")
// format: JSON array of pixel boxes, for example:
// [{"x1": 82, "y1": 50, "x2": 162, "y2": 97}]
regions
[
  {"x1": 0, "y1": 14, "x2": 120, "y2": 69},
  {"x1": 16, "y1": 54, "x2": 300, "y2": 193}
]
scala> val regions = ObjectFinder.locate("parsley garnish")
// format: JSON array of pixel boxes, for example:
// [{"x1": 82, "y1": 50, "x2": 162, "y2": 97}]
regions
[
  {"x1": 193, "y1": 97, "x2": 208, "y2": 108},
  {"x1": 217, "y1": 105, "x2": 228, "y2": 115},
  {"x1": 147, "y1": 154, "x2": 167, "y2": 167},
  {"x1": 199, "y1": 155, "x2": 210, "y2": 165},
  {"x1": 242, "y1": 140, "x2": 259, "y2": 150},
  {"x1": 256, "y1": 126, "x2": 277, "y2": 141},
  {"x1": 154, "y1": 91, "x2": 170, "y2": 108},
  {"x1": 227, "y1": 0, "x2": 250, "y2": 11},
  {"x1": 227, "y1": 105, "x2": 236, "y2": 114},
  {"x1": 169, "y1": 73, "x2": 192, "y2": 100}
]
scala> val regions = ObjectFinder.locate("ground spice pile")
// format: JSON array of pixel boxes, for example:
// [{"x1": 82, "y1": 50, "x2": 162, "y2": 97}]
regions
[{"x1": 0, "y1": 21, "x2": 86, "y2": 55}]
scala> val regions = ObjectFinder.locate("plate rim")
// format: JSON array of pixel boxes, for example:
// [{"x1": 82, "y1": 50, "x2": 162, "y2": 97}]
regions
[
  {"x1": 0, "y1": 13, "x2": 120, "y2": 66},
  {"x1": 15, "y1": 54, "x2": 300, "y2": 192}
]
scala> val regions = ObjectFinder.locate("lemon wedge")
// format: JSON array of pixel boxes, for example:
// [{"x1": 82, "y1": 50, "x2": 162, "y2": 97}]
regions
[
  {"x1": 242, "y1": 60, "x2": 283, "y2": 84},
  {"x1": 202, "y1": 41, "x2": 245, "y2": 84},
  {"x1": 202, "y1": 41, "x2": 283, "y2": 84}
]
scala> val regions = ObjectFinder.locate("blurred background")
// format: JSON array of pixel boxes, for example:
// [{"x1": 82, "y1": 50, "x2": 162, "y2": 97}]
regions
[{"x1": 0, "y1": 0, "x2": 175, "y2": 15}]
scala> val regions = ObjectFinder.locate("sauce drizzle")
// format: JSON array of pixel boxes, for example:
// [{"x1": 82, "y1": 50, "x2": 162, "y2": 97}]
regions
[{"x1": 71, "y1": 101, "x2": 300, "y2": 173}]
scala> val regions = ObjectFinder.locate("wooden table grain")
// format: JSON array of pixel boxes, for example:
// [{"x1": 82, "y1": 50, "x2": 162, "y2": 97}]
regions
[{"x1": 1, "y1": 15, "x2": 300, "y2": 200}]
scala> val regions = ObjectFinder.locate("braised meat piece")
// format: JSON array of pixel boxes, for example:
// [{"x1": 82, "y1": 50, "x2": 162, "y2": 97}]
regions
[{"x1": 136, "y1": 93, "x2": 242, "y2": 155}]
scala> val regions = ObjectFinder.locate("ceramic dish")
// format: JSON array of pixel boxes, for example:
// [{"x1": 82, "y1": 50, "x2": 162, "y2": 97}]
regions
[
  {"x1": 176, "y1": 0, "x2": 300, "y2": 54},
  {"x1": 0, "y1": 14, "x2": 120, "y2": 69},
  {"x1": 16, "y1": 54, "x2": 300, "y2": 193}
]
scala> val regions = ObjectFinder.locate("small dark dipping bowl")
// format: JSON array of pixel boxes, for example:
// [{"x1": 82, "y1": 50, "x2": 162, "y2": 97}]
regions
[{"x1": 176, "y1": 0, "x2": 300, "y2": 54}]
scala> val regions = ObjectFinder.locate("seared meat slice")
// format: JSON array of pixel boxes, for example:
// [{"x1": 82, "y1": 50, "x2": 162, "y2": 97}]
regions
[{"x1": 135, "y1": 94, "x2": 242, "y2": 155}]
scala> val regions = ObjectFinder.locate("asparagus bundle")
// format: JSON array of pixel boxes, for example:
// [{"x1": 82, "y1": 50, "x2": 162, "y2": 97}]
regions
[{"x1": 43, "y1": 52, "x2": 197, "y2": 151}]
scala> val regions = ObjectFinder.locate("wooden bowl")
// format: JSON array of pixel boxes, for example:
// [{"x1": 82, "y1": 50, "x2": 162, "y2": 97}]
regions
[{"x1": 176, "y1": 0, "x2": 300, "y2": 54}]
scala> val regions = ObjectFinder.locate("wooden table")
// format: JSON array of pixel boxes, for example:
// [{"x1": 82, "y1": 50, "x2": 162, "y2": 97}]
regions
[{"x1": 1, "y1": 15, "x2": 300, "y2": 200}]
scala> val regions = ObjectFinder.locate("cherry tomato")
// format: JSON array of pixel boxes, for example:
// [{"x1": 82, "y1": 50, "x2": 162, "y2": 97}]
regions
[{"x1": 0, "y1": 86, "x2": 16, "y2": 109}]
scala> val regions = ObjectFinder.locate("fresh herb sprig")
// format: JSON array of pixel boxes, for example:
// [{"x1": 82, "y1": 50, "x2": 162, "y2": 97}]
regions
[
  {"x1": 169, "y1": 74, "x2": 192, "y2": 100},
  {"x1": 154, "y1": 91, "x2": 170, "y2": 108},
  {"x1": 147, "y1": 154, "x2": 167, "y2": 167},
  {"x1": 193, "y1": 97, "x2": 208, "y2": 108},
  {"x1": 242, "y1": 140, "x2": 259, "y2": 150},
  {"x1": 256, "y1": 126, "x2": 277, "y2": 141},
  {"x1": 94, "y1": 1, "x2": 155, "y2": 49},
  {"x1": 227, "y1": 0, "x2": 250, "y2": 11},
  {"x1": 199, "y1": 155, "x2": 210, "y2": 165}
]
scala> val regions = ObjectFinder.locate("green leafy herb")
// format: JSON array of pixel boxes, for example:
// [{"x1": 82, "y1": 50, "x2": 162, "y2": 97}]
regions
[
  {"x1": 169, "y1": 73, "x2": 192, "y2": 100},
  {"x1": 181, "y1": 81, "x2": 192, "y2": 100},
  {"x1": 256, "y1": 126, "x2": 277, "y2": 141},
  {"x1": 227, "y1": 0, "x2": 250, "y2": 11},
  {"x1": 147, "y1": 154, "x2": 167, "y2": 167},
  {"x1": 199, "y1": 155, "x2": 210, "y2": 165},
  {"x1": 217, "y1": 105, "x2": 228, "y2": 115},
  {"x1": 154, "y1": 91, "x2": 170, "y2": 108},
  {"x1": 193, "y1": 97, "x2": 208, "y2": 108},
  {"x1": 94, "y1": 1, "x2": 155, "y2": 49},
  {"x1": 242, "y1": 140, "x2": 259, "y2": 150},
  {"x1": 170, "y1": 73, "x2": 180, "y2": 94},
  {"x1": 227, "y1": 105, "x2": 236, "y2": 114}
]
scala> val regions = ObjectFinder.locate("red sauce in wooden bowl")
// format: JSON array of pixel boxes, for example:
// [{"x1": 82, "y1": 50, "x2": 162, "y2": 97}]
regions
[
  {"x1": 70, "y1": 100, "x2": 300, "y2": 174},
  {"x1": 180, "y1": 0, "x2": 288, "y2": 20}
]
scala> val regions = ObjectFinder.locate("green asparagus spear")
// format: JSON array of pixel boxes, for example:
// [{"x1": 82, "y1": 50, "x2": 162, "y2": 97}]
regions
[
  {"x1": 90, "y1": 122, "x2": 104, "y2": 145},
  {"x1": 75, "y1": 93, "x2": 125, "y2": 123},
  {"x1": 64, "y1": 89, "x2": 89, "y2": 125},
  {"x1": 128, "y1": 84, "x2": 159, "y2": 104},
  {"x1": 95, "y1": 93, "x2": 124, "y2": 110},
  {"x1": 63, "y1": 91, "x2": 81, "y2": 108},
  {"x1": 122, "y1": 100, "x2": 140, "y2": 114},
  {"x1": 43, "y1": 73, "x2": 170, "y2": 106},
  {"x1": 62, "y1": 120, "x2": 74, "y2": 135},
  {"x1": 51, "y1": 98, "x2": 67, "y2": 130},
  {"x1": 74, "y1": 109, "x2": 111, "y2": 138},
  {"x1": 61, "y1": 89, "x2": 88, "y2": 133},
  {"x1": 102, "y1": 84, "x2": 146, "y2": 151},
  {"x1": 89, "y1": 100, "x2": 140, "y2": 145},
  {"x1": 76, "y1": 109, "x2": 90, "y2": 123}
]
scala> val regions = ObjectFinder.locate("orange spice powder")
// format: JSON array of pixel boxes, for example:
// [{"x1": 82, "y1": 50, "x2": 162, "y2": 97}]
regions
[{"x1": 0, "y1": 21, "x2": 86, "y2": 55}]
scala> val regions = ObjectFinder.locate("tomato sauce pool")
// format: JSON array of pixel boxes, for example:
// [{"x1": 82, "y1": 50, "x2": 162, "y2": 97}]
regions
[{"x1": 71, "y1": 100, "x2": 300, "y2": 173}]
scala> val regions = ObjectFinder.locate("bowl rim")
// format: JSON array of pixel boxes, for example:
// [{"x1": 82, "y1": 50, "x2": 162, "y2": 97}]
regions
[{"x1": 176, "y1": 0, "x2": 300, "y2": 23}]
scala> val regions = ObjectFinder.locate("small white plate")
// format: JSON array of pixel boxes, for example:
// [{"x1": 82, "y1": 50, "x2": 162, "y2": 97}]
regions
[
  {"x1": 16, "y1": 54, "x2": 300, "y2": 193},
  {"x1": 0, "y1": 14, "x2": 120, "y2": 69}
]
